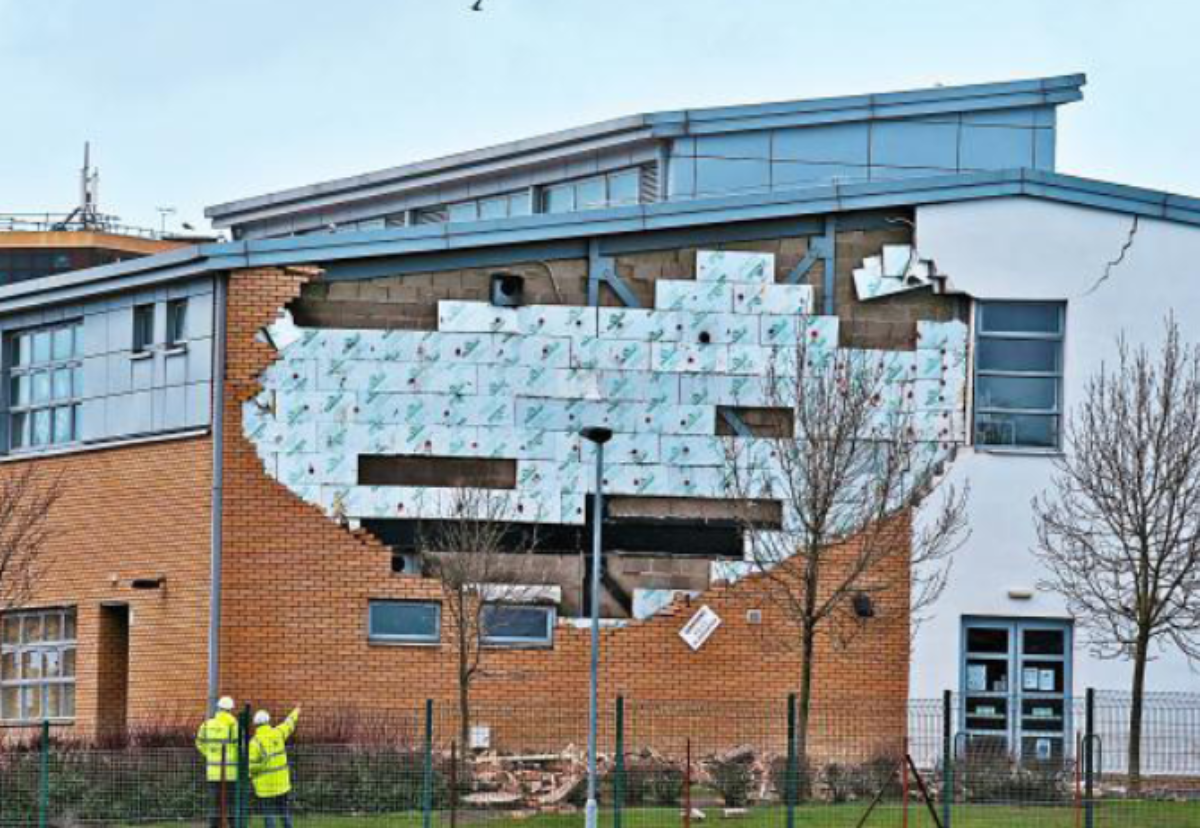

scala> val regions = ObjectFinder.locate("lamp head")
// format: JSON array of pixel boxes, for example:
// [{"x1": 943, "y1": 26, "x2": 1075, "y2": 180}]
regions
[{"x1": 580, "y1": 426, "x2": 614, "y2": 445}]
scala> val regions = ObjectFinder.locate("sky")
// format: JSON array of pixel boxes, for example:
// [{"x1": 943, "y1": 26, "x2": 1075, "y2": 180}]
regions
[{"x1": 1, "y1": 0, "x2": 1196, "y2": 235}]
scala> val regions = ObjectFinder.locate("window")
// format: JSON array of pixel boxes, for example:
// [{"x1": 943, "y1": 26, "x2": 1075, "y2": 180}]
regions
[
  {"x1": 543, "y1": 169, "x2": 642, "y2": 214},
  {"x1": 0, "y1": 250, "x2": 79, "y2": 286},
  {"x1": 1, "y1": 608, "x2": 77, "y2": 722},
  {"x1": 132, "y1": 304, "x2": 155, "y2": 354},
  {"x1": 166, "y1": 299, "x2": 188, "y2": 347},
  {"x1": 445, "y1": 191, "x2": 533, "y2": 224},
  {"x1": 973, "y1": 302, "x2": 1064, "y2": 448},
  {"x1": 481, "y1": 604, "x2": 555, "y2": 647},
  {"x1": 961, "y1": 617, "x2": 1072, "y2": 760},
  {"x1": 8, "y1": 321, "x2": 83, "y2": 450},
  {"x1": 368, "y1": 600, "x2": 440, "y2": 644}
]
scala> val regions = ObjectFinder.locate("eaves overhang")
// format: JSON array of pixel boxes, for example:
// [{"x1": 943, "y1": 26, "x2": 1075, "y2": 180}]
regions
[{"x1": 10, "y1": 167, "x2": 1198, "y2": 315}]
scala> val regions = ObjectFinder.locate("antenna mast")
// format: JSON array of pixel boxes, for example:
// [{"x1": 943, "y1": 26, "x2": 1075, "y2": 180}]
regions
[{"x1": 80, "y1": 142, "x2": 100, "y2": 228}]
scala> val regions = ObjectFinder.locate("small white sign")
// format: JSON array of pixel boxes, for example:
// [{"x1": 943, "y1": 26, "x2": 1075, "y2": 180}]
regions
[
  {"x1": 679, "y1": 605, "x2": 722, "y2": 651},
  {"x1": 469, "y1": 725, "x2": 491, "y2": 750}
]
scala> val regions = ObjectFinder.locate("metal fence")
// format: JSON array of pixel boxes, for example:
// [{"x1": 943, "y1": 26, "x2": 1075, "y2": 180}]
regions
[{"x1": 2, "y1": 692, "x2": 1199, "y2": 827}]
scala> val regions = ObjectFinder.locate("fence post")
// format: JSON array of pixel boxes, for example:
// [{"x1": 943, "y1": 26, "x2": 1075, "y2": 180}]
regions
[
  {"x1": 786, "y1": 693, "x2": 796, "y2": 828},
  {"x1": 614, "y1": 695, "x2": 625, "y2": 828},
  {"x1": 422, "y1": 699, "x2": 434, "y2": 828},
  {"x1": 450, "y1": 740, "x2": 458, "y2": 828},
  {"x1": 38, "y1": 719, "x2": 49, "y2": 828},
  {"x1": 942, "y1": 690, "x2": 953, "y2": 828},
  {"x1": 237, "y1": 704, "x2": 252, "y2": 828},
  {"x1": 1084, "y1": 688, "x2": 1095, "y2": 828},
  {"x1": 683, "y1": 738, "x2": 692, "y2": 828}
]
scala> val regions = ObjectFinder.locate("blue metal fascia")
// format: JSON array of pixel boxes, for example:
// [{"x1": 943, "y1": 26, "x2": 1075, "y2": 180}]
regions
[
  {"x1": 647, "y1": 75, "x2": 1085, "y2": 137},
  {"x1": 23, "y1": 164, "x2": 1200, "y2": 308},
  {"x1": 323, "y1": 240, "x2": 590, "y2": 282},
  {"x1": 821, "y1": 216, "x2": 837, "y2": 316}
]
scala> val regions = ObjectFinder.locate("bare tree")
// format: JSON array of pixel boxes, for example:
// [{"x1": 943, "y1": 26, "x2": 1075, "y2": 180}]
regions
[
  {"x1": 724, "y1": 330, "x2": 968, "y2": 780},
  {"x1": 1033, "y1": 319, "x2": 1200, "y2": 792},
  {"x1": 419, "y1": 488, "x2": 544, "y2": 751},
  {"x1": 0, "y1": 466, "x2": 63, "y2": 611}
]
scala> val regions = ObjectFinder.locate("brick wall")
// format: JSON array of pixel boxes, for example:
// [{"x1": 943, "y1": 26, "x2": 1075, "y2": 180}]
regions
[
  {"x1": 219, "y1": 264, "x2": 913, "y2": 757},
  {"x1": 1, "y1": 437, "x2": 213, "y2": 736}
]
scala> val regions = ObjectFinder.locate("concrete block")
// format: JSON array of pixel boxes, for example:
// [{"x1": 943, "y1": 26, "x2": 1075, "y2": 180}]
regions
[
  {"x1": 520, "y1": 305, "x2": 598, "y2": 338},
  {"x1": 598, "y1": 307, "x2": 682, "y2": 342},
  {"x1": 661, "y1": 435, "x2": 727, "y2": 467},
  {"x1": 651, "y1": 342, "x2": 728, "y2": 374},
  {"x1": 655, "y1": 280, "x2": 734, "y2": 313},
  {"x1": 598, "y1": 370, "x2": 679, "y2": 404},
  {"x1": 732, "y1": 283, "x2": 813, "y2": 315},
  {"x1": 695, "y1": 250, "x2": 775, "y2": 284},
  {"x1": 916, "y1": 320, "x2": 969, "y2": 352},
  {"x1": 727, "y1": 344, "x2": 771, "y2": 376},
  {"x1": 668, "y1": 466, "x2": 726, "y2": 498}
]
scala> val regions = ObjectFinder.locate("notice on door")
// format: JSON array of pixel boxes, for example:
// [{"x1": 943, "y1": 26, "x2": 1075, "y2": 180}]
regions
[{"x1": 680, "y1": 605, "x2": 722, "y2": 651}]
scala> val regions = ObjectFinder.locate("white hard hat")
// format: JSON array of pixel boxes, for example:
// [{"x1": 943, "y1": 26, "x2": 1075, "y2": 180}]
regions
[
  {"x1": 254, "y1": 710, "x2": 271, "y2": 726},
  {"x1": 217, "y1": 696, "x2": 235, "y2": 712}
]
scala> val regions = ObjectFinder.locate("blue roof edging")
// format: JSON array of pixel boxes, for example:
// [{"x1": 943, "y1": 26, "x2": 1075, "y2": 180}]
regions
[{"x1": 6, "y1": 167, "x2": 1200, "y2": 311}]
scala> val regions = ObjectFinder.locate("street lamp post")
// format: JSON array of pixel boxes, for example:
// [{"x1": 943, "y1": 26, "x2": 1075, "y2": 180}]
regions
[{"x1": 580, "y1": 425, "x2": 613, "y2": 828}]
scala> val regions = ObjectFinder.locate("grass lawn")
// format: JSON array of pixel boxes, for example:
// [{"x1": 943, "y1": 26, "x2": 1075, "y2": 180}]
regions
[{"x1": 135, "y1": 802, "x2": 1200, "y2": 828}]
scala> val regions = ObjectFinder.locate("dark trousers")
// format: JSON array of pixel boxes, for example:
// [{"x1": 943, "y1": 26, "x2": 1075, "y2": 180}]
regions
[
  {"x1": 260, "y1": 792, "x2": 294, "y2": 828},
  {"x1": 207, "y1": 781, "x2": 233, "y2": 828}
]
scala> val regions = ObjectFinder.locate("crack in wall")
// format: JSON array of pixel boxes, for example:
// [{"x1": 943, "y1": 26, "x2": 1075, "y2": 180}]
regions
[{"x1": 1080, "y1": 215, "x2": 1140, "y2": 298}]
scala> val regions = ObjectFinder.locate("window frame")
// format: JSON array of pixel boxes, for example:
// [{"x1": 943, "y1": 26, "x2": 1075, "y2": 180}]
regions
[
  {"x1": 165, "y1": 298, "x2": 188, "y2": 348},
  {"x1": 959, "y1": 616, "x2": 1073, "y2": 761},
  {"x1": 542, "y1": 168, "x2": 643, "y2": 215},
  {"x1": 367, "y1": 600, "x2": 442, "y2": 646},
  {"x1": 132, "y1": 303, "x2": 156, "y2": 354},
  {"x1": 445, "y1": 190, "x2": 533, "y2": 224},
  {"x1": 972, "y1": 301, "x2": 1066, "y2": 450},
  {"x1": 7, "y1": 320, "x2": 84, "y2": 452},
  {"x1": 480, "y1": 603, "x2": 556, "y2": 649},
  {"x1": 0, "y1": 607, "x2": 77, "y2": 724}
]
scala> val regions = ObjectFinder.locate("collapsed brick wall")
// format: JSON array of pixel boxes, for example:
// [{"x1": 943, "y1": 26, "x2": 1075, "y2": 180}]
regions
[
  {"x1": 0, "y1": 437, "x2": 213, "y2": 737},
  {"x1": 220, "y1": 264, "x2": 913, "y2": 759}
]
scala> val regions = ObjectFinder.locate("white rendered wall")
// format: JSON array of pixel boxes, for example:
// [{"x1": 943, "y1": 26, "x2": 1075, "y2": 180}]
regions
[{"x1": 911, "y1": 197, "x2": 1200, "y2": 698}]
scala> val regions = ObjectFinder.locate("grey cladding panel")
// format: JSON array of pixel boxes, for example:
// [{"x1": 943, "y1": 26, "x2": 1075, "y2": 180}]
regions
[
  {"x1": 695, "y1": 157, "x2": 771, "y2": 196},
  {"x1": 185, "y1": 382, "x2": 212, "y2": 429},
  {"x1": 772, "y1": 123, "x2": 870, "y2": 165},
  {"x1": 82, "y1": 314, "x2": 108, "y2": 357},
  {"x1": 164, "y1": 351, "x2": 188, "y2": 386},
  {"x1": 960, "y1": 126, "x2": 1034, "y2": 170},
  {"x1": 693, "y1": 131, "x2": 772, "y2": 160},
  {"x1": 871, "y1": 120, "x2": 960, "y2": 169},
  {"x1": 772, "y1": 161, "x2": 868, "y2": 188},
  {"x1": 0, "y1": 277, "x2": 216, "y2": 456}
]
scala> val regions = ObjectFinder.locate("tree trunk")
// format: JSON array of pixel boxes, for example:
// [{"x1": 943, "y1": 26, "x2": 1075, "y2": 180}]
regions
[
  {"x1": 459, "y1": 616, "x2": 472, "y2": 754},
  {"x1": 1128, "y1": 634, "x2": 1149, "y2": 795},
  {"x1": 796, "y1": 623, "x2": 815, "y2": 800}
]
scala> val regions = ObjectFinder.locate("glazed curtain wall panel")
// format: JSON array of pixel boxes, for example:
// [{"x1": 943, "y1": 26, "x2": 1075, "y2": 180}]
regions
[{"x1": 246, "y1": 251, "x2": 968, "y2": 535}]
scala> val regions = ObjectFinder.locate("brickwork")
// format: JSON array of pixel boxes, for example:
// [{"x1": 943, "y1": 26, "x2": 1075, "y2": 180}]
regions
[
  {"x1": 219, "y1": 264, "x2": 913, "y2": 756},
  {"x1": 0, "y1": 437, "x2": 213, "y2": 736},
  {"x1": 3, "y1": 219, "x2": 935, "y2": 751}
]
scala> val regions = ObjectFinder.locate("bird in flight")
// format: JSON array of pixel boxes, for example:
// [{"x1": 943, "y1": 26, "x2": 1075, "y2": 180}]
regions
[{"x1": 471, "y1": 0, "x2": 483, "y2": 9}]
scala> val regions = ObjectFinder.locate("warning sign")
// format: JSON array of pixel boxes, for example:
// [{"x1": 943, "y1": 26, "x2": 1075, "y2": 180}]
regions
[{"x1": 679, "y1": 605, "x2": 722, "y2": 651}]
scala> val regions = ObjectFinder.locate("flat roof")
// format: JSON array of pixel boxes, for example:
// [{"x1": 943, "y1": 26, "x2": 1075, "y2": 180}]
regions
[{"x1": 205, "y1": 74, "x2": 1085, "y2": 227}]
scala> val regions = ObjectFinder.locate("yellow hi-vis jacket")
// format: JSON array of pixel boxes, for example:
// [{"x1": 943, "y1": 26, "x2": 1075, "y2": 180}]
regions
[
  {"x1": 196, "y1": 711, "x2": 240, "y2": 783},
  {"x1": 248, "y1": 709, "x2": 300, "y2": 798}
]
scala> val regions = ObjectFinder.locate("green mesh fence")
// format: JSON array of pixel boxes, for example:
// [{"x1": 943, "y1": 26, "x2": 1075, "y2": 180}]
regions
[{"x1": 1, "y1": 694, "x2": 1198, "y2": 827}]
